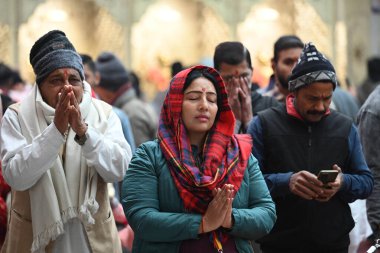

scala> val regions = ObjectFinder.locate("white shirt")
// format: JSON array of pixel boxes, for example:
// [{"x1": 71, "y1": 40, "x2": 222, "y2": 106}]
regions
[{"x1": 0, "y1": 108, "x2": 132, "y2": 252}]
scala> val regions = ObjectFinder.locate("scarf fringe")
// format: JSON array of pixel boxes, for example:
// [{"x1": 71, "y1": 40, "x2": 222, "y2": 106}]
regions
[
  {"x1": 79, "y1": 197, "x2": 99, "y2": 225},
  {"x1": 31, "y1": 207, "x2": 78, "y2": 253}
]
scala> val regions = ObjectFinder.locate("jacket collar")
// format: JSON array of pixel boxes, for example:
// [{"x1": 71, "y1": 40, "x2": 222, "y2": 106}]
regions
[{"x1": 286, "y1": 94, "x2": 330, "y2": 121}]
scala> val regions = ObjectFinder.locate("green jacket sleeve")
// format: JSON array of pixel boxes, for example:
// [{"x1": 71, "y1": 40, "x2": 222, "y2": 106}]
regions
[
  {"x1": 121, "y1": 142, "x2": 201, "y2": 242},
  {"x1": 229, "y1": 154, "x2": 277, "y2": 240}
]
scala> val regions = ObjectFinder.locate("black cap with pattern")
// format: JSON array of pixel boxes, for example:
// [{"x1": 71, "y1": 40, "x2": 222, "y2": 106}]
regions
[
  {"x1": 288, "y1": 42, "x2": 337, "y2": 91},
  {"x1": 30, "y1": 30, "x2": 84, "y2": 85}
]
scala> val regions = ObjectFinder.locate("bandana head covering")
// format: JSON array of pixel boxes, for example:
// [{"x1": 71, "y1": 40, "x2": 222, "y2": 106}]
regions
[
  {"x1": 288, "y1": 42, "x2": 337, "y2": 91},
  {"x1": 30, "y1": 30, "x2": 84, "y2": 85}
]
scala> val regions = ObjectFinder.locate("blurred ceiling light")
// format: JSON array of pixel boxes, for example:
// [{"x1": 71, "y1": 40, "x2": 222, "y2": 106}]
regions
[
  {"x1": 155, "y1": 5, "x2": 181, "y2": 22},
  {"x1": 255, "y1": 7, "x2": 279, "y2": 21},
  {"x1": 47, "y1": 8, "x2": 67, "y2": 22}
]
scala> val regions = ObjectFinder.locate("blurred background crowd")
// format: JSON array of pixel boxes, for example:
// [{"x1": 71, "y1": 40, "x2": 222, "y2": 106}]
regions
[
  {"x1": 0, "y1": 0, "x2": 380, "y2": 253},
  {"x1": 0, "y1": 0, "x2": 379, "y2": 103}
]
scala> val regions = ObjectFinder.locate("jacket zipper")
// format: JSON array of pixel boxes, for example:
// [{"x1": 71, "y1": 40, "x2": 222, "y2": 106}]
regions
[{"x1": 307, "y1": 125, "x2": 312, "y2": 171}]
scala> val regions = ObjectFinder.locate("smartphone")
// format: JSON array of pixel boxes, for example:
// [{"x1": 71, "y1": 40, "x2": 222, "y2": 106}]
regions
[{"x1": 317, "y1": 170, "x2": 339, "y2": 188}]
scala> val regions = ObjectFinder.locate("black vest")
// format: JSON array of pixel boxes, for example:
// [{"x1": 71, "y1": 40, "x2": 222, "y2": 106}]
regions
[{"x1": 257, "y1": 105, "x2": 355, "y2": 251}]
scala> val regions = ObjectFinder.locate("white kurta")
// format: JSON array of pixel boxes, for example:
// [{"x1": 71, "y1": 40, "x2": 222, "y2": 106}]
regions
[{"x1": 0, "y1": 108, "x2": 132, "y2": 252}]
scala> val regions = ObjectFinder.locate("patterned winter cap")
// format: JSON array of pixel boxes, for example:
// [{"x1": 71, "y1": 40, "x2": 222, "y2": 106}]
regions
[{"x1": 288, "y1": 42, "x2": 337, "y2": 91}]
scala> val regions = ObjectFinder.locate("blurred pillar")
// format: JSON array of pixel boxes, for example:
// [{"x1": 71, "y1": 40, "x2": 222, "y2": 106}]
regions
[
  {"x1": 125, "y1": 0, "x2": 134, "y2": 68},
  {"x1": 228, "y1": 0, "x2": 240, "y2": 40},
  {"x1": 370, "y1": 3, "x2": 380, "y2": 55},
  {"x1": 10, "y1": 0, "x2": 20, "y2": 67},
  {"x1": 333, "y1": 0, "x2": 348, "y2": 88}
]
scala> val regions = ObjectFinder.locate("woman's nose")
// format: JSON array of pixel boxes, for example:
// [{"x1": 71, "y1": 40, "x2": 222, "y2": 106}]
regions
[{"x1": 199, "y1": 97, "x2": 208, "y2": 111}]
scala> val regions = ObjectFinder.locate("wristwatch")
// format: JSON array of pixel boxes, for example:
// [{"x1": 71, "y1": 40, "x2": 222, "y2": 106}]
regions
[{"x1": 74, "y1": 132, "x2": 88, "y2": 145}]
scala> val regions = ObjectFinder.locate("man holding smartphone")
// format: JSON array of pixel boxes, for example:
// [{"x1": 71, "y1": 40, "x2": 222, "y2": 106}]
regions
[{"x1": 247, "y1": 42, "x2": 373, "y2": 253}]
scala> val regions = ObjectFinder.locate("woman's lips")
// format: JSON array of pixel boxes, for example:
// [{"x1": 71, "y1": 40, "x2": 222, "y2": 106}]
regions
[{"x1": 196, "y1": 115, "x2": 209, "y2": 122}]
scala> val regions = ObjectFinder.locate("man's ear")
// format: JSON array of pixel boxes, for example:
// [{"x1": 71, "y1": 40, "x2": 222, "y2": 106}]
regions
[
  {"x1": 271, "y1": 58, "x2": 276, "y2": 72},
  {"x1": 293, "y1": 89, "x2": 299, "y2": 100}
]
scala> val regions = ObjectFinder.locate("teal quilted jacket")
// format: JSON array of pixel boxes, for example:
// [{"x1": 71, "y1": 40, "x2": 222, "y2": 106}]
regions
[{"x1": 122, "y1": 140, "x2": 276, "y2": 253}]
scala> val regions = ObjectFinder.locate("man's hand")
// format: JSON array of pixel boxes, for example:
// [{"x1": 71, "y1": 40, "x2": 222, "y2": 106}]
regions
[
  {"x1": 226, "y1": 78, "x2": 242, "y2": 121},
  {"x1": 67, "y1": 89, "x2": 87, "y2": 136},
  {"x1": 238, "y1": 76, "x2": 253, "y2": 129},
  {"x1": 289, "y1": 170, "x2": 324, "y2": 200},
  {"x1": 315, "y1": 164, "x2": 343, "y2": 202},
  {"x1": 54, "y1": 85, "x2": 71, "y2": 135},
  {"x1": 226, "y1": 76, "x2": 253, "y2": 129}
]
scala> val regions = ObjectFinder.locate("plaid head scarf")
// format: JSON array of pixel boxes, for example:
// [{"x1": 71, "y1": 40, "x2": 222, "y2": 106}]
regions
[{"x1": 158, "y1": 65, "x2": 252, "y2": 214}]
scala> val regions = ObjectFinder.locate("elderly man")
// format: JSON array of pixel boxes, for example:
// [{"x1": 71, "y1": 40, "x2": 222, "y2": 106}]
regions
[
  {"x1": 0, "y1": 30, "x2": 131, "y2": 253},
  {"x1": 247, "y1": 43, "x2": 373, "y2": 253}
]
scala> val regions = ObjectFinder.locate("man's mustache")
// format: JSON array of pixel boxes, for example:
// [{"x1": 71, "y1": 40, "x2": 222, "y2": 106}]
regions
[{"x1": 307, "y1": 110, "x2": 326, "y2": 115}]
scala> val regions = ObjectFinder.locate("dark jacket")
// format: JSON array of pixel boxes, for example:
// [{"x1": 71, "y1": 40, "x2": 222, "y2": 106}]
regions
[
  {"x1": 251, "y1": 90, "x2": 280, "y2": 116},
  {"x1": 248, "y1": 105, "x2": 373, "y2": 251}
]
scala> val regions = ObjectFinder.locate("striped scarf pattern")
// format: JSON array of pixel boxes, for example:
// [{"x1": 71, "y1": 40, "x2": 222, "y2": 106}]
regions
[{"x1": 158, "y1": 65, "x2": 252, "y2": 213}]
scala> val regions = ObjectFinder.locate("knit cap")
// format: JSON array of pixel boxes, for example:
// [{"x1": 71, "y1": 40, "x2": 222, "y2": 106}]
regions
[
  {"x1": 30, "y1": 30, "x2": 84, "y2": 85},
  {"x1": 96, "y1": 52, "x2": 129, "y2": 91},
  {"x1": 288, "y1": 42, "x2": 337, "y2": 91}
]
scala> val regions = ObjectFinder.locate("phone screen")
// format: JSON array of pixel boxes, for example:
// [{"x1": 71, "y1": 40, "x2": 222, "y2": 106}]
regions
[{"x1": 317, "y1": 170, "x2": 339, "y2": 187}]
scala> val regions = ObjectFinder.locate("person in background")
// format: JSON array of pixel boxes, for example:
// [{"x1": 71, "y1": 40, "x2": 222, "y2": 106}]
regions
[
  {"x1": 122, "y1": 65, "x2": 276, "y2": 253},
  {"x1": 79, "y1": 54, "x2": 100, "y2": 98},
  {"x1": 171, "y1": 61, "x2": 184, "y2": 77},
  {"x1": 80, "y1": 54, "x2": 136, "y2": 153},
  {"x1": 129, "y1": 71, "x2": 142, "y2": 100},
  {"x1": 356, "y1": 57, "x2": 380, "y2": 105},
  {"x1": 213, "y1": 42, "x2": 280, "y2": 133},
  {"x1": 357, "y1": 83, "x2": 380, "y2": 248},
  {"x1": 248, "y1": 43, "x2": 373, "y2": 253},
  {"x1": 0, "y1": 63, "x2": 15, "y2": 114},
  {"x1": 5, "y1": 70, "x2": 32, "y2": 102},
  {"x1": 326, "y1": 80, "x2": 371, "y2": 253},
  {"x1": 261, "y1": 35, "x2": 303, "y2": 103},
  {"x1": 80, "y1": 53, "x2": 135, "y2": 253},
  {"x1": 0, "y1": 102, "x2": 10, "y2": 248},
  {"x1": 328, "y1": 80, "x2": 372, "y2": 253},
  {"x1": 151, "y1": 61, "x2": 184, "y2": 116},
  {"x1": 330, "y1": 83, "x2": 359, "y2": 122},
  {"x1": 95, "y1": 52, "x2": 158, "y2": 147},
  {"x1": 0, "y1": 30, "x2": 132, "y2": 253},
  {"x1": 0, "y1": 162, "x2": 10, "y2": 249}
]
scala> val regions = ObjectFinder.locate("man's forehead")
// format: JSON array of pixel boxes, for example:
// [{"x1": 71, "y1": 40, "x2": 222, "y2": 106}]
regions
[
  {"x1": 278, "y1": 47, "x2": 302, "y2": 58},
  {"x1": 301, "y1": 82, "x2": 334, "y2": 94},
  {"x1": 48, "y1": 68, "x2": 80, "y2": 77},
  {"x1": 219, "y1": 61, "x2": 251, "y2": 74}
]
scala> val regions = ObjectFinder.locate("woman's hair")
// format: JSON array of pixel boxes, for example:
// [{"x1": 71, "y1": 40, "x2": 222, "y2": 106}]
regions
[{"x1": 182, "y1": 69, "x2": 222, "y2": 121}]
